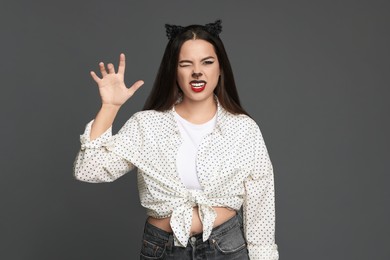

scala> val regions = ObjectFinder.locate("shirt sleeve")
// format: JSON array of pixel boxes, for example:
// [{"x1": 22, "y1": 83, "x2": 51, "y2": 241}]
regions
[
  {"x1": 73, "y1": 115, "x2": 141, "y2": 183},
  {"x1": 243, "y1": 125, "x2": 279, "y2": 260}
]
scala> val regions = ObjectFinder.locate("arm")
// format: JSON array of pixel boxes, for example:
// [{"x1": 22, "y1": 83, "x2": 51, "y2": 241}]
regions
[
  {"x1": 243, "y1": 125, "x2": 279, "y2": 260},
  {"x1": 73, "y1": 114, "x2": 142, "y2": 183},
  {"x1": 89, "y1": 53, "x2": 144, "y2": 140},
  {"x1": 73, "y1": 53, "x2": 144, "y2": 182}
]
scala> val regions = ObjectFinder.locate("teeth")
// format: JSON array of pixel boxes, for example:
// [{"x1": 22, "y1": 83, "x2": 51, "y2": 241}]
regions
[{"x1": 191, "y1": 82, "x2": 205, "y2": 87}]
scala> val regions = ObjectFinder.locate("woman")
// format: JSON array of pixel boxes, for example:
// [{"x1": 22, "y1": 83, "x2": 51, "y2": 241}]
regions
[{"x1": 74, "y1": 20, "x2": 278, "y2": 260}]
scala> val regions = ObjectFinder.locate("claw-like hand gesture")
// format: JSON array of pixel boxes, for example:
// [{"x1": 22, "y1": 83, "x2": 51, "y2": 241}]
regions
[{"x1": 90, "y1": 53, "x2": 144, "y2": 107}]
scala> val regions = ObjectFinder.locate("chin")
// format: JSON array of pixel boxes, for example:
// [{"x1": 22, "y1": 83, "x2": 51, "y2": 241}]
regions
[{"x1": 184, "y1": 91, "x2": 214, "y2": 102}]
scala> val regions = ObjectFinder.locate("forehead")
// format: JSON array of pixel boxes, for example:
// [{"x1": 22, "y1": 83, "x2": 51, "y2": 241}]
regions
[{"x1": 179, "y1": 39, "x2": 217, "y2": 59}]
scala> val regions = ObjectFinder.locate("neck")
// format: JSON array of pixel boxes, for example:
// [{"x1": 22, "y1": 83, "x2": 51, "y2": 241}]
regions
[{"x1": 175, "y1": 95, "x2": 217, "y2": 124}]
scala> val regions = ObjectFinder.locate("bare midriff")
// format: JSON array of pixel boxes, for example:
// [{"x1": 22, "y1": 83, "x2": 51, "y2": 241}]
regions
[{"x1": 147, "y1": 207, "x2": 237, "y2": 235}]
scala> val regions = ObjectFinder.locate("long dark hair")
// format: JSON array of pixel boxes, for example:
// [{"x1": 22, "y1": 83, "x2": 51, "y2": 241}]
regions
[{"x1": 142, "y1": 23, "x2": 249, "y2": 116}]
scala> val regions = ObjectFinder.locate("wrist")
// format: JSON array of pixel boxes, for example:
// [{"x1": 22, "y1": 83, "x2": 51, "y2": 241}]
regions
[{"x1": 101, "y1": 103, "x2": 121, "y2": 111}]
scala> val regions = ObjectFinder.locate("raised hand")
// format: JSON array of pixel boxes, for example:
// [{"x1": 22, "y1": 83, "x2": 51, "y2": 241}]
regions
[{"x1": 90, "y1": 53, "x2": 144, "y2": 107}]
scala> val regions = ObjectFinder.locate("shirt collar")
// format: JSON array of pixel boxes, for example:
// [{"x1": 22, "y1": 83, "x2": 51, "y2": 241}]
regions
[
  {"x1": 170, "y1": 95, "x2": 227, "y2": 136},
  {"x1": 215, "y1": 96, "x2": 227, "y2": 135}
]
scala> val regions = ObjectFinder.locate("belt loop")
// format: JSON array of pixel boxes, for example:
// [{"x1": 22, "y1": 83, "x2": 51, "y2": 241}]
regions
[
  {"x1": 166, "y1": 234, "x2": 174, "y2": 251},
  {"x1": 237, "y1": 207, "x2": 244, "y2": 228}
]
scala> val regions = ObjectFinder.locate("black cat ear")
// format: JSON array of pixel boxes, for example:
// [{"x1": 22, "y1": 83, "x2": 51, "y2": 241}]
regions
[
  {"x1": 165, "y1": 24, "x2": 184, "y2": 40},
  {"x1": 165, "y1": 20, "x2": 222, "y2": 40},
  {"x1": 204, "y1": 19, "x2": 222, "y2": 37}
]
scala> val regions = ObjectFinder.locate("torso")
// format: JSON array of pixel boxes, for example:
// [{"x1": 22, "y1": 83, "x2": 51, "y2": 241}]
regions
[
  {"x1": 136, "y1": 102, "x2": 252, "y2": 235},
  {"x1": 147, "y1": 207, "x2": 237, "y2": 235}
]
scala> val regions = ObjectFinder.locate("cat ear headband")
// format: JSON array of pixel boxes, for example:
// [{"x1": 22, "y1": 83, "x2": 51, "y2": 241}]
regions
[{"x1": 165, "y1": 19, "x2": 222, "y2": 40}]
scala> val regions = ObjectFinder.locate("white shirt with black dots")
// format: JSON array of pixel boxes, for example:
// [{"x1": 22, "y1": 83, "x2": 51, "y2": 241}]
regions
[{"x1": 73, "y1": 99, "x2": 279, "y2": 260}]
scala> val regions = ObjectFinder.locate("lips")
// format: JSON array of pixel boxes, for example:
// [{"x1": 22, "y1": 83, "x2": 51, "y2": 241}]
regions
[{"x1": 190, "y1": 80, "x2": 206, "y2": 93}]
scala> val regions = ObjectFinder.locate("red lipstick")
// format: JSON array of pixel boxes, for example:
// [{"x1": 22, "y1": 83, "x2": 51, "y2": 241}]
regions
[{"x1": 190, "y1": 80, "x2": 206, "y2": 93}]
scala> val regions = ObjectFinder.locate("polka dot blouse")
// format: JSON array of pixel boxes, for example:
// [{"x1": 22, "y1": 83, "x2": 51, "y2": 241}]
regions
[{"x1": 73, "y1": 99, "x2": 279, "y2": 260}]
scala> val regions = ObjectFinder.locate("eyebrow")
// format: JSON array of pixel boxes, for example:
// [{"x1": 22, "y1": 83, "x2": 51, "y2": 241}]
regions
[{"x1": 178, "y1": 56, "x2": 216, "y2": 64}]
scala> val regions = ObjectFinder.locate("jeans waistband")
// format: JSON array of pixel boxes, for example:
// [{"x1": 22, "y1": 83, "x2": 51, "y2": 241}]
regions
[{"x1": 143, "y1": 212, "x2": 240, "y2": 244}]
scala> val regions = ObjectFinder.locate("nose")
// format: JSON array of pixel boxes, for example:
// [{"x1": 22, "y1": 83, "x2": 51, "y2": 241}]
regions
[{"x1": 192, "y1": 71, "x2": 203, "y2": 78}]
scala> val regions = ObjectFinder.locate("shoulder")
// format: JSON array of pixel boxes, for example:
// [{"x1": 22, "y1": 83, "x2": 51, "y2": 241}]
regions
[
  {"x1": 130, "y1": 110, "x2": 171, "y2": 121},
  {"x1": 126, "y1": 110, "x2": 174, "y2": 131},
  {"x1": 219, "y1": 112, "x2": 267, "y2": 147},
  {"x1": 222, "y1": 112, "x2": 260, "y2": 133}
]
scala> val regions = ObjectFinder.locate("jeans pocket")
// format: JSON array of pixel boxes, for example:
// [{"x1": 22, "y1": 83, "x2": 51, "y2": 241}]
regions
[
  {"x1": 213, "y1": 224, "x2": 247, "y2": 254},
  {"x1": 140, "y1": 237, "x2": 166, "y2": 259}
]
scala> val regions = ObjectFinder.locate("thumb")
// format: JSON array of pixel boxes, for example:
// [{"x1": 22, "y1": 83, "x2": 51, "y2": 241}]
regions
[{"x1": 127, "y1": 80, "x2": 144, "y2": 97}]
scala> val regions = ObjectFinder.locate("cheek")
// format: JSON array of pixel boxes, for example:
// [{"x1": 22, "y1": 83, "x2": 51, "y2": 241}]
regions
[
  {"x1": 176, "y1": 70, "x2": 183, "y2": 81},
  {"x1": 210, "y1": 69, "x2": 221, "y2": 82},
  {"x1": 177, "y1": 69, "x2": 188, "y2": 80},
  {"x1": 211, "y1": 64, "x2": 220, "y2": 77},
  {"x1": 176, "y1": 71, "x2": 188, "y2": 89}
]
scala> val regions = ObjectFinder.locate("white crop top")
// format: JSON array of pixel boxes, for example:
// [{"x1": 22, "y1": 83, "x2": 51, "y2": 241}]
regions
[{"x1": 173, "y1": 110, "x2": 217, "y2": 190}]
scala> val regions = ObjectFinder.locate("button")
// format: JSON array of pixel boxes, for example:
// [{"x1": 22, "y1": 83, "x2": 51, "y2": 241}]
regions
[{"x1": 190, "y1": 237, "x2": 196, "y2": 242}]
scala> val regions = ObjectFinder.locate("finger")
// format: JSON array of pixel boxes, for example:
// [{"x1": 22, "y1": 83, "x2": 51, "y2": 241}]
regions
[
  {"x1": 99, "y1": 62, "x2": 107, "y2": 77},
  {"x1": 127, "y1": 80, "x2": 144, "y2": 96},
  {"x1": 107, "y1": 63, "x2": 115, "y2": 74},
  {"x1": 117, "y1": 53, "x2": 126, "y2": 75},
  {"x1": 90, "y1": 71, "x2": 101, "y2": 83}
]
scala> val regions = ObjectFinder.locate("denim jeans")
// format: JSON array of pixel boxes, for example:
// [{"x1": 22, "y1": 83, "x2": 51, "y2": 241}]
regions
[{"x1": 140, "y1": 213, "x2": 249, "y2": 260}]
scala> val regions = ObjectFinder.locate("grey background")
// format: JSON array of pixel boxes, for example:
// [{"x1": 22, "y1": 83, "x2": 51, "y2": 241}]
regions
[{"x1": 1, "y1": 0, "x2": 389, "y2": 259}]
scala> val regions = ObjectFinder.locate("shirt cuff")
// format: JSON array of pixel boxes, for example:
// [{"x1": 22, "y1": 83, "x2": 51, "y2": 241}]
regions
[
  {"x1": 247, "y1": 244, "x2": 279, "y2": 260},
  {"x1": 79, "y1": 120, "x2": 112, "y2": 150}
]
